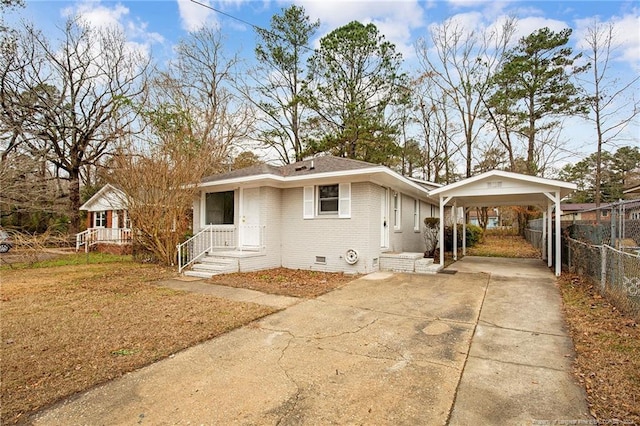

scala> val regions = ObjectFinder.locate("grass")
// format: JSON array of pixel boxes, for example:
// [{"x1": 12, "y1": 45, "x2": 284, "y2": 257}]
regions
[
  {"x1": 1, "y1": 252, "x2": 129, "y2": 269},
  {"x1": 0, "y1": 259, "x2": 276, "y2": 424}
]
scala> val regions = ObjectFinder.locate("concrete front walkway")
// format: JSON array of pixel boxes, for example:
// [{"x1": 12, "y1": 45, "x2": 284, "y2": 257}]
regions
[{"x1": 32, "y1": 259, "x2": 590, "y2": 425}]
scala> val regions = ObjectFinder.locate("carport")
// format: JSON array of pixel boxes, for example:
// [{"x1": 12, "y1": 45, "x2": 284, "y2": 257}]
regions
[{"x1": 429, "y1": 170, "x2": 577, "y2": 276}]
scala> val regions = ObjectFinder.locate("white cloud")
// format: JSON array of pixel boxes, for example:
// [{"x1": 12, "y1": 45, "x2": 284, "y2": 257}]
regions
[
  {"x1": 177, "y1": 0, "x2": 218, "y2": 32},
  {"x1": 62, "y1": 2, "x2": 129, "y2": 29},
  {"x1": 574, "y1": 12, "x2": 640, "y2": 69},
  {"x1": 297, "y1": 0, "x2": 426, "y2": 59},
  {"x1": 512, "y1": 16, "x2": 569, "y2": 41},
  {"x1": 61, "y1": 1, "x2": 164, "y2": 61}
]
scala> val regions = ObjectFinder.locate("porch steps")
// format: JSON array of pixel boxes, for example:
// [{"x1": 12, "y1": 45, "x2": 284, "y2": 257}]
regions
[
  {"x1": 380, "y1": 252, "x2": 443, "y2": 274},
  {"x1": 183, "y1": 255, "x2": 239, "y2": 279}
]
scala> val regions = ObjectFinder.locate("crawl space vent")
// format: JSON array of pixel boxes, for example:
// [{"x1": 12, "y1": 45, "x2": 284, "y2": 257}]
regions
[{"x1": 315, "y1": 256, "x2": 327, "y2": 264}]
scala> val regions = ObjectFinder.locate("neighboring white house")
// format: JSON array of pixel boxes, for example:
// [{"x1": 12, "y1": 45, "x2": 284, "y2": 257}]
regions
[
  {"x1": 76, "y1": 184, "x2": 132, "y2": 253},
  {"x1": 179, "y1": 156, "x2": 442, "y2": 277}
]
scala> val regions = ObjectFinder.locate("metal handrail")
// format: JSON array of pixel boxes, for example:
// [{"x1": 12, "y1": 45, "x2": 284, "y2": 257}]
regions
[{"x1": 177, "y1": 225, "x2": 213, "y2": 273}]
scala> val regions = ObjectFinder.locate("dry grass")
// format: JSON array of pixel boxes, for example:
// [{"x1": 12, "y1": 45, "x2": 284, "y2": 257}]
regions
[
  {"x1": 0, "y1": 258, "x2": 275, "y2": 424},
  {"x1": 208, "y1": 267, "x2": 357, "y2": 298},
  {"x1": 466, "y1": 231, "x2": 541, "y2": 258},
  {"x1": 558, "y1": 274, "x2": 640, "y2": 423}
]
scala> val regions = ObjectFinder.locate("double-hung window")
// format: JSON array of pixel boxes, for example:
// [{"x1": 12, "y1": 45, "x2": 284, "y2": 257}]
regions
[
  {"x1": 413, "y1": 199, "x2": 420, "y2": 232},
  {"x1": 94, "y1": 211, "x2": 107, "y2": 228},
  {"x1": 303, "y1": 183, "x2": 351, "y2": 219},
  {"x1": 318, "y1": 184, "x2": 339, "y2": 214}
]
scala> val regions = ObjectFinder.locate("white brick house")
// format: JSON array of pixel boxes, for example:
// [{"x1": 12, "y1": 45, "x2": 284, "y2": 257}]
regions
[{"x1": 179, "y1": 156, "x2": 441, "y2": 277}]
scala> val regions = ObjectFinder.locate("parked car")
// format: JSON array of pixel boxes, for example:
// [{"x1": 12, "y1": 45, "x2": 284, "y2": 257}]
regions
[{"x1": 0, "y1": 228, "x2": 13, "y2": 253}]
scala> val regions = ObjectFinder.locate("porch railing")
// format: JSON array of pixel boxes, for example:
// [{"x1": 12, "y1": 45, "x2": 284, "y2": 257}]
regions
[
  {"x1": 177, "y1": 225, "x2": 237, "y2": 273},
  {"x1": 75, "y1": 228, "x2": 132, "y2": 252}
]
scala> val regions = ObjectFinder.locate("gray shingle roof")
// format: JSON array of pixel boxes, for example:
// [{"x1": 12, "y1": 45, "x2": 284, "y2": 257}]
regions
[{"x1": 201, "y1": 156, "x2": 381, "y2": 183}]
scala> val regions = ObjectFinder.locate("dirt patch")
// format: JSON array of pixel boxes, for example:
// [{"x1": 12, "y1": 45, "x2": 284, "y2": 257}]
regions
[
  {"x1": 1, "y1": 261, "x2": 275, "y2": 424},
  {"x1": 558, "y1": 274, "x2": 639, "y2": 423},
  {"x1": 207, "y1": 267, "x2": 357, "y2": 298}
]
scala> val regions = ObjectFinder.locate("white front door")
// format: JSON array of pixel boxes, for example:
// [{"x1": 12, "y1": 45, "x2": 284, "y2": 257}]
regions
[
  {"x1": 240, "y1": 188, "x2": 261, "y2": 248},
  {"x1": 381, "y1": 187, "x2": 389, "y2": 249}
]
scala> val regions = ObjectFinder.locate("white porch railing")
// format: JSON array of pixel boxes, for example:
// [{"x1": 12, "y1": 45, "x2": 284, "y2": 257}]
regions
[
  {"x1": 177, "y1": 225, "x2": 237, "y2": 273},
  {"x1": 177, "y1": 225, "x2": 266, "y2": 273},
  {"x1": 75, "y1": 228, "x2": 133, "y2": 252}
]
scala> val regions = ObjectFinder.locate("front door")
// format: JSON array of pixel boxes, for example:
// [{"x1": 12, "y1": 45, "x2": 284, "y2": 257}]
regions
[
  {"x1": 240, "y1": 188, "x2": 261, "y2": 248},
  {"x1": 381, "y1": 187, "x2": 389, "y2": 249}
]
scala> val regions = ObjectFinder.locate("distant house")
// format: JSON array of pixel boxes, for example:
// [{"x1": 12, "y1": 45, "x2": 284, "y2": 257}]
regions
[
  {"x1": 178, "y1": 156, "x2": 443, "y2": 277},
  {"x1": 468, "y1": 208, "x2": 500, "y2": 229},
  {"x1": 560, "y1": 203, "x2": 611, "y2": 222},
  {"x1": 76, "y1": 184, "x2": 132, "y2": 253}
]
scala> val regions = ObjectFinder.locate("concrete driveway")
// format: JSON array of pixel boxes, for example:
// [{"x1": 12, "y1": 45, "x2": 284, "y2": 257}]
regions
[{"x1": 33, "y1": 257, "x2": 590, "y2": 425}]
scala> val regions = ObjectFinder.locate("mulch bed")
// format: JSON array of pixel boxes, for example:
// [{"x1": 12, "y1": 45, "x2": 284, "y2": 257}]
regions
[{"x1": 207, "y1": 267, "x2": 357, "y2": 298}]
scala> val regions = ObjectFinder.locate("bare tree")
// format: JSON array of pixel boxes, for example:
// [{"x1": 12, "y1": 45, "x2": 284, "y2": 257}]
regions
[
  {"x1": 0, "y1": 17, "x2": 148, "y2": 233},
  {"x1": 416, "y1": 17, "x2": 516, "y2": 178},
  {"x1": 578, "y1": 20, "x2": 640, "y2": 219},
  {"x1": 108, "y1": 110, "x2": 209, "y2": 266},
  {"x1": 153, "y1": 26, "x2": 254, "y2": 176}
]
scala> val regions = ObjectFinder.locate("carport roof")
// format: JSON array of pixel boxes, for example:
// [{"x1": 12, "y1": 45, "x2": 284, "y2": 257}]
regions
[{"x1": 429, "y1": 170, "x2": 576, "y2": 208}]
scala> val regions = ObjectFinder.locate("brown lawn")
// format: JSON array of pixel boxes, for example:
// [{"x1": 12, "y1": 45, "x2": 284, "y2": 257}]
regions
[{"x1": 0, "y1": 258, "x2": 276, "y2": 424}]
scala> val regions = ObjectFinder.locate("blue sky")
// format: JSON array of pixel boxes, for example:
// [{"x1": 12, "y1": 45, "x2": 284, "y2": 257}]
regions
[
  {"x1": 10, "y1": 1, "x2": 639, "y2": 70},
  {"x1": 5, "y1": 0, "x2": 640, "y2": 168}
]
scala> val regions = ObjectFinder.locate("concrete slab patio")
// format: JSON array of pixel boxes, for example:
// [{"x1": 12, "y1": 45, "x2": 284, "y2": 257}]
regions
[{"x1": 32, "y1": 258, "x2": 591, "y2": 425}]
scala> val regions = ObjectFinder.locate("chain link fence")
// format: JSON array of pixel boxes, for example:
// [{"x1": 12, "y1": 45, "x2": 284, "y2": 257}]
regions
[{"x1": 526, "y1": 200, "x2": 640, "y2": 319}]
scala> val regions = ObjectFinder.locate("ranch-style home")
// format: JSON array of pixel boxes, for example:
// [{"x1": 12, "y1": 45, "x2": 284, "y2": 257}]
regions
[{"x1": 179, "y1": 156, "x2": 443, "y2": 278}]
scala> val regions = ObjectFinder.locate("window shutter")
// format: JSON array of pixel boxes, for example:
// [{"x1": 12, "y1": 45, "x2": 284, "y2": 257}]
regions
[
  {"x1": 303, "y1": 186, "x2": 314, "y2": 219},
  {"x1": 338, "y1": 183, "x2": 351, "y2": 218}
]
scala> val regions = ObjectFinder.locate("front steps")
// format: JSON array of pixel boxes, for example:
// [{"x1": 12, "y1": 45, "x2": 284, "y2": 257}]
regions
[
  {"x1": 183, "y1": 255, "x2": 239, "y2": 279},
  {"x1": 380, "y1": 252, "x2": 443, "y2": 274}
]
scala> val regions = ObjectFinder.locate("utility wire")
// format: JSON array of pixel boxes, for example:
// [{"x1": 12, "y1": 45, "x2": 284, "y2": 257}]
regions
[{"x1": 189, "y1": 0, "x2": 314, "y2": 52}]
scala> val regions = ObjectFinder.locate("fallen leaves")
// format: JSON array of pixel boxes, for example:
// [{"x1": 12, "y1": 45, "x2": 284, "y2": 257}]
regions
[
  {"x1": 558, "y1": 273, "x2": 640, "y2": 424},
  {"x1": 207, "y1": 267, "x2": 357, "y2": 298}
]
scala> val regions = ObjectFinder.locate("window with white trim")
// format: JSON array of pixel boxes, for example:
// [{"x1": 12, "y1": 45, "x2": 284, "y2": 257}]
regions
[
  {"x1": 318, "y1": 184, "x2": 339, "y2": 214},
  {"x1": 303, "y1": 183, "x2": 351, "y2": 219},
  {"x1": 94, "y1": 211, "x2": 107, "y2": 228},
  {"x1": 413, "y1": 199, "x2": 420, "y2": 231},
  {"x1": 393, "y1": 192, "x2": 401, "y2": 230}
]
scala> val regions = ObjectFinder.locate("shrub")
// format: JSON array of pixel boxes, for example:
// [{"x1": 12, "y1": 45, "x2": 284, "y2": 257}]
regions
[{"x1": 443, "y1": 223, "x2": 484, "y2": 251}]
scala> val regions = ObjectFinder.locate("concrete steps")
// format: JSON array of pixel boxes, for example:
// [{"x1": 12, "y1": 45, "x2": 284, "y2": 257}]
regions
[
  {"x1": 380, "y1": 252, "x2": 443, "y2": 274},
  {"x1": 183, "y1": 255, "x2": 239, "y2": 279}
]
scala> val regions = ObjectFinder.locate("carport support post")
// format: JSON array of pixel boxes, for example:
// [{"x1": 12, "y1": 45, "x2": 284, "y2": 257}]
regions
[
  {"x1": 542, "y1": 209, "x2": 547, "y2": 261},
  {"x1": 547, "y1": 203, "x2": 553, "y2": 268},
  {"x1": 463, "y1": 207, "x2": 470, "y2": 256},
  {"x1": 453, "y1": 201, "x2": 458, "y2": 261},
  {"x1": 554, "y1": 191, "x2": 561, "y2": 276},
  {"x1": 440, "y1": 196, "x2": 452, "y2": 267}
]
